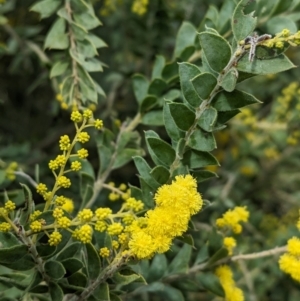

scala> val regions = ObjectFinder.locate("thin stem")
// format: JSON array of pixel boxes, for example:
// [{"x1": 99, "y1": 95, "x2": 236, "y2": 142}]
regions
[{"x1": 14, "y1": 171, "x2": 38, "y2": 187}]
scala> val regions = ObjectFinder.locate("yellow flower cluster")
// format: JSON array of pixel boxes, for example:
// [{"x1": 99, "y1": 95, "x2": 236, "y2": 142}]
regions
[
  {"x1": 77, "y1": 209, "x2": 94, "y2": 222},
  {"x1": 124, "y1": 197, "x2": 144, "y2": 212},
  {"x1": 279, "y1": 237, "x2": 300, "y2": 282},
  {"x1": 73, "y1": 224, "x2": 93, "y2": 243},
  {"x1": 216, "y1": 206, "x2": 249, "y2": 234},
  {"x1": 131, "y1": 0, "x2": 148, "y2": 15},
  {"x1": 95, "y1": 207, "x2": 112, "y2": 220},
  {"x1": 215, "y1": 265, "x2": 244, "y2": 301},
  {"x1": 5, "y1": 161, "x2": 18, "y2": 181},
  {"x1": 128, "y1": 175, "x2": 203, "y2": 259},
  {"x1": 261, "y1": 29, "x2": 300, "y2": 49},
  {"x1": 5, "y1": 200, "x2": 16, "y2": 211},
  {"x1": 0, "y1": 222, "x2": 11, "y2": 232},
  {"x1": 223, "y1": 237, "x2": 237, "y2": 256},
  {"x1": 59, "y1": 135, "x2": 71, "y2": 151},
  {"x1": 48, "y1": 231, "x2": 62, "y2": 246},
  {"x1": 99, "y1": 247, "x2": 110, "y2": 257}
]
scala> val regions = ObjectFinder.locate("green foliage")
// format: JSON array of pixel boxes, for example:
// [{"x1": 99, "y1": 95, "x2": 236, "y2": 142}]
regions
[{"x1": 1, "y1": 0, "x2": 300, "y2": 300}]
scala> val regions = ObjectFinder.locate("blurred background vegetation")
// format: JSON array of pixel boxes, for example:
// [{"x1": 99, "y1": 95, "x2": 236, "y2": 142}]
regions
[{"x1": 1, "y1": 0, "x2": 300, "y2": 300}]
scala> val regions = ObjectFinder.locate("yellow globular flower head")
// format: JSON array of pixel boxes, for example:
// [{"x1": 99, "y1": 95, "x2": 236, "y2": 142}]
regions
[
  {"x1": 71, "y1": 161, "x2": 82, "y2": 171},
  {"x1": 53, "y1": 208, "x2": 64, "y2": 219},
  {"x1": 48, "y1": 231, "x2": 62, "y2": 246},
  {"x1": 287, "y1": 237, "x2": 300, "y2": 257},
  {"x1": 71, "y1": 111, "x2": 83, "y2": 123},
  {"x1": 94, "y1": 119, "x2": 104, "y2": 130},
  {"x1": 281, "y1": 28, "x2": 290, "y2": 37},
  {"x1": 122, "y1": 189, "x2": 131, "y2": 200},
  {"x1": 49, "y1": 160, "x2": 59, "y2": 170},
  {"x1": 83, "y1": 109, "x2": 93, "y2": 120},
  {"x1": 56, "y1": 155, "x2": 66, "y2": 167},
  {"x1": 0, "y1": 222, "x2": 11, "y2": 232},
  {"x1": 5, "y1": 161, "x2": 18, "y2": 181},
  {"x1": 95, "y1": 221, "x2": 107, "y2": 232},
  {"x1": 122, "y1": 214, "x2": 135, "y2": 225},
  {"x1": 0, "y1": 208, "x2": 8, "y2": 216},
  {"x1": 55, "y1": 196, "x2": 67, "y2": 206},
  {"x1": 57, "y1": 216, "x2": 71, "y2": 228},
  {"x1": 77, "y1": 148, "x2": 88, "y2": 159},
  {"x1": 30, "y1": 210, "x2": 42, "y2": 221},
  {"x1": 95, "y1": 207, "x2": 112, "y2": 220},
  {"x1": 131, "y1": 0, "x2": 148, "y2": 15},
  {"x1": 77, "y1": 132, "x2": 90, "y2": 143},
  {"x1": 154, "y1": 174, "x2": 203, "y2": 215},
  {"x1": 57, "y1": 176, "x2": 71, "y2": 188},
  {"x1": 36, "y1": 183, "x2": 48, "y2": 195},
  {"x1": 119, "y1": 183, "x2": 127, "y2": 191},
  {"x1": 128, "y1": 174, "x2": 202, "y2": 259},
  {"x1": 73, "y1": 224, "x2": 93, "y2": 243},
  {"x1": 279, "y1": 253, "x2": 300, "y2": 282},
  {"x1": 216, "y1": 206, "x2": 249, "y2": 234},
  {"x1": 30, "y1": 220, "x2": 43, "y2": 232},
  {"x1": 77, "y1": 209, "x2": 93, "y2": 223},
  {"x1": 223, "y1": 237, "x2": 237, "y2": 256},
  {"x1": 215, "y1": 265, "x2": 245, "y2": 301},
  {"x1": 61, "y1": 198, "x2": 74, "y2": 213},
  {"x1": 109, "y1": 192, "x2": 120, "y2": 201},
  {"x1": 124, "y1": 197, "x2": 144, "y2": 212},
  {"x1": 5, "y1": 200, "x2": 16, "y2": 212},
  {"x1": 59, "y1": 135, "x2": 71, "y2": 151},
  {"x1": 112, "y1": 240, "x2": 119, "y2": 249},
  {"x1": 129, "y1": 229, "x2": 156, "y2": 259},
  {"x1": 275, "y1": 41, "x2": 284, "y2": 49},
  {"x1": 99, "y1": 247, "x2": 110, "y2": 258},
  {"x1": 118, "y1": 233, "x2": 128, "y2": 245},
  {"x1": 107, "y1": 223, "x2": 124, "y2": 236}
]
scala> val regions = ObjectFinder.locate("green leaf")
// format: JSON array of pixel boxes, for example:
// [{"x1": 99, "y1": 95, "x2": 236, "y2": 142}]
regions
[
  {"x1": 36, "y1": 244, "x2": 56, "y2": 259},
  {"x1": 176, "y1": 234, "x2": 194, "y2": 247},
  {"x1": 188, "y1": 128, "x2": 216, "y2": 152},
  {"x1": 147, "y1": 137, "x2": 176, "y2": 166},
  {"x1": 27, "y1": 271, "x2": 43, "y2": 292},
  {"x1": 113, "y1": 270, "x2": 145, "y2": 286},
  {"x1": 140, "y1": 95, "x2": 158, "y2": 113},
  {"x1": 112, "y1": 148, "x2": 144, "y2": 170},
  {"x1": 61, "y1": 258, "x2": 83, "y2": 275},
  {"x1": 152, "y1": 55, "x2": 166, "y2": 79},
  {"x1": 29, "y1": 285, "x2": 48, "y2": 294},
  {"x1": 79, "y1": 78, "x2": 97, "y2": 103},
  {"x1": 80, "y1": 172, "x2": 94, "y2": 209},
  {"x1": 159, "y1": 285, "x2": 185, "y2": 301},
  {"x1": 82, "y1": 58, "x2": 104, "y2": 72},
  {"x1": 198, "y1": 107, "x2": 218, "y2": 132},
  {"x1": 178, "y1": 62, "x2": 202, "y2": 107},
  {"x1": 30, "y1": 0, "x2": 61, "y2": 19},
  {"x1": 162, "y1": 61, "x2": 179, "y2": 84},
  {"x1": 237, "y1": 53, "x2": 296, "y2": 75},
  {"x1": 194, "y1": 245, "x2": 209, "y2": 265},
  {"x1": 141, "y1": 110, "x2": 164, "y2": 126},
  {"x1": 183, "y1": 150, "x2": 219, "y2": 169},
  {"x1": 49, "y1": 281, "x2": 64, "y2": 301},
  {"x1": 206, "y1": 247, "x2": 229, "y2": 267},
  {"x1": 266, "y1": 16, "x2": 297, "y2": 35},
  {"x1": 174, "y1": 21, "x2": 197, "y2": 59},
  {"x1": 57, "y1": 242, "x2": 82, "y2": 261},
  {"x1": 0, "y1": 245, "x2": 28, "y2": 264},
  {"x1": 44, "y1": 260, "x2": 66, "y2": 280},
  {"x1": 50, "y1": 61, "x2": 69, "y2": 78},
  {"x1": 44, "y1": 18, "x2": 69, "y2": 50},
  {"x1": 191, "y1": 72, "x2": 217, "y2": 100},
  {"x1": 167, "y1": 244, "x2": 192, "y2": 275},
  {"x1": 128, "y1": 185, "x2": 143, "y2": 200},
  {"x1": 3, "y1": 254, "x2": 35, "y2": 271},
  {"x1": 199, "y1": 32, "x2": 231, "y2": 72},
  {"x1": 133, "y1": 156, "x2": 160, "y2": 190},
  {"x1": 232, "y1": 0, "x2": 257, "y2": 41},
  {"x1": 92, "y1": 283, "x2": 110, "y2": 301},
  {"x1": 197, "y1": 273, "x2": 225, "y2": 297},
  {"x1": 163, "y1": 104, "x2": 185, "y2": 142},
  {"x1": 212, "y1": 90, "x2": 261, "y2": 111},
  {"x1": 192, "y1": 170, "x2": 218, "y2": 182},
  {"x1": 148, "y1": 78, "x2": 167, "y2": 96},
  {"x1": 67, "y1": 272, "x2": 88, "y2": 288},
  {"x1": 0, "y1": 232, "x2": 21, "y2": 248},
  {"x1": 150, "y1": 166, "x2": 170, "y2": 185},
  {"x1": 220, "y1": 68, "x2": 238, "y2": 92},
  {"x1": 74, "y1": 11, "x2": 101, "y2": 30},
  {"x1": 148, "y1": 254, "x2": 167, "y2": 281},
  {"x1": 86, "y1": 34, "x2": 107, "y2": 49},
  {"x1": 168, "y1": 103, "x2": 195, "y2": 131},
  {"x1": 85, "y1": 243, "x2": 101, "y2": 280},
  {"x1": 132, "y1": 74, "x2": 149, "y2": 105},
  {"x1": 70, "y1": 0, "x2": 89, "y2": 12},
  {"x1": 0, "y1": 275, "x2": 27, "y2": 290},
  {"x1": 71, "y1": 22, "x2": 87, "y2": 41}
]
